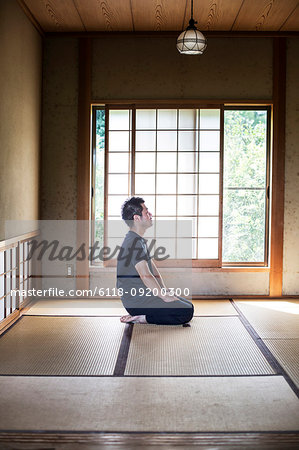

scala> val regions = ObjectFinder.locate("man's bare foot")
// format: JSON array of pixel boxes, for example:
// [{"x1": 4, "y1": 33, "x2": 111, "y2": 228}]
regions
[
  {"x1": 120, "y1": 314, "x2": 131, "y2": 323},
  {"x1": 120, "y1": 314, "x2": 147, "y2": 324}
]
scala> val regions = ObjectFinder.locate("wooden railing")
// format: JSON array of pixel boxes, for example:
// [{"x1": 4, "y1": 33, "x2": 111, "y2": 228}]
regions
[{"x1": 0, "y1": 230, "x2": 39, "y2": 332}]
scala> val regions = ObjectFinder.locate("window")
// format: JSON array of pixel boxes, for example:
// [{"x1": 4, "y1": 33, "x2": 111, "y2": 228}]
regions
[
  {"x1": 91, "y1": 104, "x2": 271, "y2": 268},
  {"x1": 223, "y1": 108, "x2": 270, "y2": 265}
]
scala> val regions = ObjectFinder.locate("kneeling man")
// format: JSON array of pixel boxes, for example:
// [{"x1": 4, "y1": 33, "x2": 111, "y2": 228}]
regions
[{"x1": 116, "y1": 196, "x2": 194, "y2": 325}]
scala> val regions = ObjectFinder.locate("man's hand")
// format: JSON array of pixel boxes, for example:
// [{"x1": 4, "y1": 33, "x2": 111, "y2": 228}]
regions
[
  {"x1": 160, "y1": 289, "x2": 180, "y2": 302},
  {"x1": 151, "y1": 259, "x2": 167, "y2": 290},
  {"x1": 135, "y1": 260, "x2": 179, "y2": 302},
  {"x1": 162, "y1": 294, "x2": 179, "y2": 303},
  {"x1": 163, "y1": 289, "x2": 180, "y2": 302}
]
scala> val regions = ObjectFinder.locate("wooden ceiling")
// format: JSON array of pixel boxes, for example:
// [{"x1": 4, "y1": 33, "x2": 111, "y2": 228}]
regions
[{"x1": 20, "y1": 0, "x2": 299, "y2": 33}]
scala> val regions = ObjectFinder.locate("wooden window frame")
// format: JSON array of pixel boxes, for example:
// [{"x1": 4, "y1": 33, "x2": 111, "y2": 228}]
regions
[{"x1": 90, "y1": 102, "x2": 272, "y2": 269}]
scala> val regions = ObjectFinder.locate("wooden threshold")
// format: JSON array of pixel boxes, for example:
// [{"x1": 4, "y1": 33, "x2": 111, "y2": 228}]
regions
[
  {"x1": 0, "y1": 431, "x2": 298, "y2": 449},
  {"x1": 0, "y1": 296, "x2": 35, "y2": 335},
  {"x1": 0, "y1": 310, "x2": 20, "y2": 336}
]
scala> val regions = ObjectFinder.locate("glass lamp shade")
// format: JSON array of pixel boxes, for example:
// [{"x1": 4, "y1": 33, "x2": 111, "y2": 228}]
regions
[{"x1": 176, "y1": 28, "x2": 207, "y2": 55}]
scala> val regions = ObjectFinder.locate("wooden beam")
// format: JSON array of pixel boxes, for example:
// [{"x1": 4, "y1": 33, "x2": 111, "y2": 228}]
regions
[
  {"x1": 76, "y1": 38, "x2": 92, "y2": 290},
  {"x1": 45, "y1": 30, "x2": 299, "y2": 38},
  {"x1": 270, "y1": 38, "x2": 286, "y2": 297},
  {"x1": 92, "y1": 99, "x2": 273, "y2": 106},
  {"x1": 17, "y1": 0, "x2": 45, "y2": 37}
]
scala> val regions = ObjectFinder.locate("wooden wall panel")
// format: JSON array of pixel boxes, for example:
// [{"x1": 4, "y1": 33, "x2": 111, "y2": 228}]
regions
[
  {"x1": 232, "y1": 0, "x2": 298, "y2": 31},
  {"x1": 74, "y1": 0, "x2": 133, "y2": 31}
]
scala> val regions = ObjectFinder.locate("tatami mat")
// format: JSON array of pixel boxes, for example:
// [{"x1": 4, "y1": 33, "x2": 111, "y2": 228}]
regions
[
  {"x1": 0, "y1": 376, "x2": 298, "y2": 432},
  {"x1": 193, "y1": 300, "x2": 237, "y2": 316},
  {"x1": 125, "y1": 317, "x2": 274, "y2": 376},
  {"x1": 234, "y1": 300, "x2": 299, "y2": 338},
  {"x1": 264, "y1": 339, "x2": 299, "y2": 388},
  {"x1": 24, "y1": 299, "x2": 127, "y2": 316},
  {"x1": 0, "y1": 316, "x2": 124, "y2": 375}
]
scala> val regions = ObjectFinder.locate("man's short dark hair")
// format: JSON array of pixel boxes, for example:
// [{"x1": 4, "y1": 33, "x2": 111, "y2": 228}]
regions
[{"x1": 121, "y1": 197, "x2": 145, "y2": 227}]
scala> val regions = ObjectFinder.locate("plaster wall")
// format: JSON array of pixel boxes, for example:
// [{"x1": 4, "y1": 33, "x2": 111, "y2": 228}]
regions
[
  {"x1": 283, "y1": 38, "x2": 299, "y2": 295},
  {"x1": 92, "y1": 37, "x2": 272, "y2": 100},
  {"x1": 42, "y1": 36, "x2": 287, "y2": 295},
  {"x1": 91, "y1": 36, "x2": 272, "y2": 295},
  {"x1": 41, "y1": 38, "x2": 78, "y2": 220},
  {"x1": 90, "y1": 270, "x2": 269, "y2": 297},
  {"x1": 0, "y1": 0, "x2": 42, "y2": 240}
]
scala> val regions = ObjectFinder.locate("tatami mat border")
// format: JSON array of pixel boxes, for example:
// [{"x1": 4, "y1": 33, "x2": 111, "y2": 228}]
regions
[{"x1": 230, "y1": 299, "x2": 299, "y2": 398}]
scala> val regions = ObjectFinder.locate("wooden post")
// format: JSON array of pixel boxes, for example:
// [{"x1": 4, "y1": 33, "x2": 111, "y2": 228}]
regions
[
  {"x1": 76, "y1": 38, "x2": 92, "y2": 291},
  {"x1": 270, "y1": 38, "x2": 286, "y2": 296}
]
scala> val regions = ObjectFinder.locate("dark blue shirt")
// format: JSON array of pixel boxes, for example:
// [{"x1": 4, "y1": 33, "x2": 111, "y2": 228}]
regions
[{"x1": 116, "y1": 230, "x2": 154, "y2": 302}]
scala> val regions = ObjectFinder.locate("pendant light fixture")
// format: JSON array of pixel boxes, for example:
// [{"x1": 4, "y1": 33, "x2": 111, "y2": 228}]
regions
[{"x1": 176, "y1": 0, "x2": 207, "y2": 55}]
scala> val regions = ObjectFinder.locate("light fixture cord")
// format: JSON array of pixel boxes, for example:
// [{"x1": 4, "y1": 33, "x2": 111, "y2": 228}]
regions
[{"x1": 191, "y1": 0, "x2": 194, "y2": 20}]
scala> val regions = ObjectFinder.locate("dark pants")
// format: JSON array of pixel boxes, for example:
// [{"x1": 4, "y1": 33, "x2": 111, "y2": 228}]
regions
[{"x1": 123, "y1": 296, "x2": 194, "y2": 325}]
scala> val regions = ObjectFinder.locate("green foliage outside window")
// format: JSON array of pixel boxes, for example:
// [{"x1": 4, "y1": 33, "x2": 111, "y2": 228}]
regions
[
  {"x1": 222, "y1": 110, "x2": 268, "y2": 263},
  {"x1": 95, "y1": 109, "x2": 105, "y2": 245}
]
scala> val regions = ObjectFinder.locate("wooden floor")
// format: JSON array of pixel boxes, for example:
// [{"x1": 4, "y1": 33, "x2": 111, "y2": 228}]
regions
[{"x1": 0, "y1": 298, "x2": 298, "y2": 449}]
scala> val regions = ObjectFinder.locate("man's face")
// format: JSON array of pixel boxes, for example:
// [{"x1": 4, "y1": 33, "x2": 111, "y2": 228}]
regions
[{"x1": 140, "y1": 203, "x2": 153, "y2": 228}]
